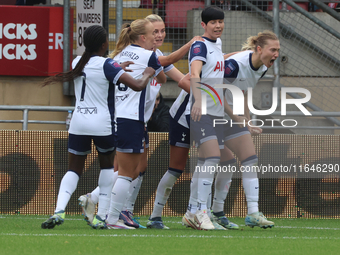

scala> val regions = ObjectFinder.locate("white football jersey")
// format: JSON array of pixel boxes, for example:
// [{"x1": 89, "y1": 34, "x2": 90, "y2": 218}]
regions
[
  {"x1": 224, "y1": 50, "x2": 268, "y2": 109},
  {"x1": 144, "y1": 49, "x2": 174, "y2": 122},
  {"x1": 169, "y1": 89, "x2": 190, "y2": 128},
  {"x1": 68, "y1": 56, "x2": 125, "y2": 135},
  {"x1": 114, "y1": 44, "x2": 163, "y2": 122},
  {"x1": 188, "y1": 37, "x2": 225, "y2": 117}
]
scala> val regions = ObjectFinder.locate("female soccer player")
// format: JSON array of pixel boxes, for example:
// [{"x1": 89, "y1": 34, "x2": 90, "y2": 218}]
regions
[
  {"x1": 211, "y1": 31, "x2": 280, "y2": 229},
  {"x1": 41, "y1": 25, "x2": 155, "y2": 229},
  {"x1": 79, "y1": 15, "x2": 203, "y2": 229},
  {"x1": 118, "y1": 14, "x2": 203, "y2": 229},
  {"x1": 98, "y1": 18, "x2": 167, "y2": 229},
  {"x1": 182, "y1": 6, "x2": 226, "y2": 231}
]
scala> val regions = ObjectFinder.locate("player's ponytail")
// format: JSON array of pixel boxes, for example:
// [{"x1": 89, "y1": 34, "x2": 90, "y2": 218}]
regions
[
  {"x1": 241, "y1": 30, "x2": 278, "y2": 52},
  {"x1": 42, "y1": 25, "x2": 107, "y2": 86},
  {"x1": 109, "y1": 23, "x2": 132, "y2": 59},
  {"x1": 109, "y1": 19, "x2": 152, "y2": 59}
]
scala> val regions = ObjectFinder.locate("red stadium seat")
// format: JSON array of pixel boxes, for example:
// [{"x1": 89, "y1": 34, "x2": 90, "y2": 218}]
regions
[{"x1": 165, "y1": 0, "x2": 205, "y2": 28}]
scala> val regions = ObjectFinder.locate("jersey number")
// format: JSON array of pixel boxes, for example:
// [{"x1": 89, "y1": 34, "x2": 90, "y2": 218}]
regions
[{"x1": 80, "y1": 72, "x2": 86, "y2": 101}]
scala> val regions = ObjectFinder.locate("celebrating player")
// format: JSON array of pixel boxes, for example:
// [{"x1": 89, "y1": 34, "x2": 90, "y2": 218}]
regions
[
  {"x1": 212, "y1": 31, "x2": 280, "y2": 229},
  {"x1": 182, "y1": 6, "x2": 226, "y2": 231},
  {"x1": 41, "y1": 25, "x2": 155, "y2": 229}
]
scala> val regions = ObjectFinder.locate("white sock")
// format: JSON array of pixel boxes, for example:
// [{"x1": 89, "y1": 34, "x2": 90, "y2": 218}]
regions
[
  {"x1": 97, "y1": 168, "x2": 114, "y2": 220},
  {"x1": 242, "y1": 156, "x2": 259, "y2": 215},
  {"x1": 243, "y1": 177, "x2": 259, "y2": 214},
  {"x1": 55, "y1": 171, "x2": 79, "y2": 212},
  {"x1": 90, "y1": 186, "x2": 100, "y2": 204},
  {"x1": 212, "y1": 160, "x2": 236, "y2": 213},
  {"x1": 107, "y1": 176, "x2": 132, "y2": 224},
  {"x1": 187, "y1": 157, "x2": 204, "y2": 214},
  {"x1": 207, "y1": 192, "x2": 212, "y2": 217},
  {"x1": 197, "y1": 157, "x2": 220, "y2": 211},
  {"x1": 91, "y1": 171, "x2": 118, "y2": 205},
  {"x1": 150, "y1": 168, "x2": 182, "y2": 219},
  {"x1": 125, "y1": 172, "x2": 144, "y2": 213}
]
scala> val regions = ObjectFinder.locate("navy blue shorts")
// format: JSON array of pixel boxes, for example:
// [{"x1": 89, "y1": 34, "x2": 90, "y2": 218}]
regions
[
  {"x1": 224, "y1": 121, "x2": 250, "y2": 141},
  {"x1": 116, "y1": 118, "x2": 145, "y2": 153},
  {"x1": 68, "y1": 133, "x2": 116, "y2": 155},
  {"x1": 169, "y1": 116, "x2": 190, "y2": 148},
  {"x1": 144, "y1": 125, "x2": 149, "y2": 149},
  {"x1": 190, "y1": 115, "x2": 224, "y2": 149}
]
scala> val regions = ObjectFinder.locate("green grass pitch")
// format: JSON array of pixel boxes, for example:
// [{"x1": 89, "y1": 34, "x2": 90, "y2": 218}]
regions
[{"x1": 1, "y1": 215, "x2": 339, "y2": 255}]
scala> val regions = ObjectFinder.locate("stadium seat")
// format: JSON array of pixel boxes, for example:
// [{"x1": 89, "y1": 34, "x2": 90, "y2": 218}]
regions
[{"x1": 165, "y1": 0, "x2": 205, "y2": 28}]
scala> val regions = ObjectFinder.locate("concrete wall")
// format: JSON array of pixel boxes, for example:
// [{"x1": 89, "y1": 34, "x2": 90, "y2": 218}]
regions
[{"x1": 0, "y1": 76, "x2": 73, "y2": 130}]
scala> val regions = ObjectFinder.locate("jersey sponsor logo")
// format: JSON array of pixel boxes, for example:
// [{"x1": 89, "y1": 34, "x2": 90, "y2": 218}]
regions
[
  {"x1": 76, "y1": 106, "x2": 97, "y2": 114},
  {"x1": 214, "y1": 61, "x2": 224, "y2": 72},
  {"x1": 150, "y1": 78, "x2": 161, "y2": 87}
]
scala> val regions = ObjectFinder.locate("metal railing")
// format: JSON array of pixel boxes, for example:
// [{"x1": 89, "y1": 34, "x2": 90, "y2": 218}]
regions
[
  {"x1": 0, "y1": 106, "x2": 74, "y2": 130},
  {"x1": 1, "y1": 105, "x2": 340, "y2": 131}
]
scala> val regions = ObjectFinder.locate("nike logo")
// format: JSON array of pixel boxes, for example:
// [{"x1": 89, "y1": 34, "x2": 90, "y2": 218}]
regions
[
  {"x1": 209, "y1": 51, "x2": 214, "y2": 54},
  {"x1": 203, "y1": 183, "x2": 211, "y2": 186},
  {"x1": 239, "y1": 78, "x2": 246, "y2": 81}
]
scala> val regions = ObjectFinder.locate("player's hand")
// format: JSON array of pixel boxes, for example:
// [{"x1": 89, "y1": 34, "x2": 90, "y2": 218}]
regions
[
  {"x1": 248, "y1": 126, "x2": 262, "y2": 136},
  {"x1": 143, "y1": 67, "x2": 155, "y2": 78},
  {"x1": 189, "y1": 36, "x2": 204, "y2": 45},
  {"x1": 191, "y1": 101, "x2": 202, "y2": 122},
  {"x1": 120, "y1": 61, "x2": 134, "y2": 72}
]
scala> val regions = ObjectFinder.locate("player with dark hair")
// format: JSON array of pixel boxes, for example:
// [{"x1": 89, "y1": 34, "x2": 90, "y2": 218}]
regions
[
  {"x1": 41, "y1": 25, "x2": 155, "y2": 229},
  {"x1": 182, "y1": 6, "x2": 226, "y2": 230},
  {"x1": 79, "y1": 15, "x2": 203, "y2": 229}
]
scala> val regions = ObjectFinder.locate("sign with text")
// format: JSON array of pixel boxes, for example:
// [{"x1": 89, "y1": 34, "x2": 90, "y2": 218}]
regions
[
  {"x1": 0, "y1": 6, "x2": 73, "y2": 76},
  {"x1": 76, "y1": 0, "x2": 103, "y2": 55}
]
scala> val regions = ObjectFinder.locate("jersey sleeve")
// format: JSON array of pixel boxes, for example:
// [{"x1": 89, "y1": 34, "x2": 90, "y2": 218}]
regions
[
  {"x1": 164, "y1": 64, "x2": 174, "y2": 73},
  {"x1": 148, "y1": 51, "x2": 163, "y2": 77},
  {"x1": 103, "y1": 59, "x2": 125, "y2": 84},
  {"x1": 189, "y1": 41, "x2": 207, "y2": 65},
  {"x1": 223, "y1": 59, "x2": 239, "y2": 84}
]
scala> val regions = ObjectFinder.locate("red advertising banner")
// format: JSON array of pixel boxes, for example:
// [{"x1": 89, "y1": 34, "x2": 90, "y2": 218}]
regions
[{"x1": 0, "y1": 6, "x2": 73, "y2": 76}]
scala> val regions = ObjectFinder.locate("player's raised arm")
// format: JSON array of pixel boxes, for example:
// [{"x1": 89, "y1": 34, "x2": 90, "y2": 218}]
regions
[{"x1": 118, "y1": 67, "x2": 155, "y2": 91}]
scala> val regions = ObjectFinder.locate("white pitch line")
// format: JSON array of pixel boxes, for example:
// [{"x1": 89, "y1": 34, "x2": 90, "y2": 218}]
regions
[
  {"x1": 2, "y1": 217, "x2": 340, "y2": 231},
  {"x1": 1, "y1": 232, "x2": 340, "y2": 240}
]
